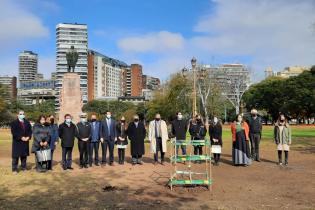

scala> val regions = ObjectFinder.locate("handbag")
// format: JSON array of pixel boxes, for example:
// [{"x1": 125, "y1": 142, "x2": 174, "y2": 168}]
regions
[{"x1": 36, "y1": 148, "x2": 52, "y2": 162}]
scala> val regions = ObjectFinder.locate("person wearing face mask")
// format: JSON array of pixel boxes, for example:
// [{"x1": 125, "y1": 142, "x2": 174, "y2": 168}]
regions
[
  {"x1": 209, "y1": 117, "x2": 222, "y2": 166},
  {"x1": 127, "y1": 115, "x2": 146, "y2": 165},
  {"x1": 10, "y1": 110, "x2": 32, "y2": 174},
  {"x1": 115, "y1": 116, "x2": 128, "y2": 165},
  {"x1": 47, "y1": 115, "x2": 59, "y2": 170},
  {"x1": 149, "y1": 113, "x2": 169, "y2": 165},
  {"x1": 59, "y1": 114, "x2": 78, "y2": 170},
  {"x1": 274, "y1": 114, "x2": 291, "y2": 166},
  {"x1": 248, "y1": 109, "x2": 263, "y2": 162},
  {"x1": 77, "y1": 113, "x2": 91, "y2": 169},
  {"x1": 100, "y1": 111, "x2": 117, "y2": 166},
  {"x1": 231, "y1": 114, "x2": 251, "y2": 166},
  {"x1": 171, "y1": 112, "x2": 188, "y2": 156},
  {"x1": 189, "y1": 115, "x2": 207, "y2": 162},
  {"x1": 88, "y1": 114, "x2": 101, "y2": 167},
  {"x1": 31, "y1": 115, "x2": 51, "y2": 172}
]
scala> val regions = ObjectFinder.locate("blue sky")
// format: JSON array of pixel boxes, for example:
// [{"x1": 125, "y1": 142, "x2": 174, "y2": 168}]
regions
[{"x1": 1, "y1": 0, "x2": 315, "y2": 82}]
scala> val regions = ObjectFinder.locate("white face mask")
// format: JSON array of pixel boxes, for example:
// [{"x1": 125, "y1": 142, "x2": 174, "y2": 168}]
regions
[
  {"x1": 81, "y1": 118, "x2": 87, "y2": 123},
  {"x1": 106, "y1": 114, "x2": 111, "y2": 119},
  {"x1": 213, "y1": 117, "x2": 218, "y2": 124},
  {"x1": 177, "y1": 114, "x2": 183, "y2": 120},
  {"x1": 65, "y1": 118, "x2": 72, "y2": 124}
]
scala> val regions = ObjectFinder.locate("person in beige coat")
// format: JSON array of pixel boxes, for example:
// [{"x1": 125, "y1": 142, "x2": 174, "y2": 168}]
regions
[{"x1": 149, "y1": 113, "x2": 169, "y2": 165}]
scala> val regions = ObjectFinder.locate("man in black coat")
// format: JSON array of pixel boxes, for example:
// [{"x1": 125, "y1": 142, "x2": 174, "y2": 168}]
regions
[
  {"x1": 248, "y1": 109, "x2": 263, "y2": 162},
  {"x1": 77, "y1": 113, "x2": 91, "y2": 169},
  {"x1": 59, "y1": 114, "x2": 78, "y2": 170},
  {"x1": 100, "y1": 111, "x2": 117, "y2": 166},
  {"x1": 127, "y1": 115, "x2": 146, "y2": 165},
  {"x1": 10, "y1": 110, "x2": 32, "y2": 173},
  {"x1": 171, "y1": 112, "x2": 188, "y2": 155}
]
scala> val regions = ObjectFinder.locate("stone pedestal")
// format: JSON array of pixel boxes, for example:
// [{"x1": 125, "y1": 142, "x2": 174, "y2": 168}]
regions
[{"x1": 58, "y1": 73, "x2": 83, "y2": 124}]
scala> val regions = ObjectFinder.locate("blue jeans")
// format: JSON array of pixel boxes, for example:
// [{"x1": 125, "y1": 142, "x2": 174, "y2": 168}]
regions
[
  {"x1": 62, "y1": 147, "x2": 73, "y2": 168},
  {"x1": 176, "y1": 140, "x2": 186, "y2": 155}
]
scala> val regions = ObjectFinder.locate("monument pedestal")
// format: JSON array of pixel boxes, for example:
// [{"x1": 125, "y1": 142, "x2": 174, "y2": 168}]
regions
[{"x1": 58, "y1": 73, "x2": 83, "y2": 124}]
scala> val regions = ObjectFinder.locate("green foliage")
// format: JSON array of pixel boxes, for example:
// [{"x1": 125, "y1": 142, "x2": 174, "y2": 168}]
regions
[
  {"x1": 146, "y1": 73, "x2": 192, "y2": 121},
  {"x1": 243, "y1": 71, "x2": 315, "y2": 121},
  {"x1": 82, "y1": 100, "x2": 136, "y2": 120}
]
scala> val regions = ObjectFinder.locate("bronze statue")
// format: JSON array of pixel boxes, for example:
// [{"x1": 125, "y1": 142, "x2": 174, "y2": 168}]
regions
[{"x1": 66, "y1": 46, "x2": 79, "y2": 73}]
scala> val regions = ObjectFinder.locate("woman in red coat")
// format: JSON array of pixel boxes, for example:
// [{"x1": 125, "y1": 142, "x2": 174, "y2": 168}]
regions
[{"x1": 231, "y1": 114, "x2": 251, "y2": 166}]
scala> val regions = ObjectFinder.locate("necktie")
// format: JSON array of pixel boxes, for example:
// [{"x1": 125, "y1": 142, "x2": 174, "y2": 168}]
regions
[{"x1": 107, "y1": 119, "x2": 111, "y2": 136}]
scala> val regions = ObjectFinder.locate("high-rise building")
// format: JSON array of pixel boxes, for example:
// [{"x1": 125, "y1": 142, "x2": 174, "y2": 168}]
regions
[
  {"x1": 142, "y1": 75, "x2": 160, "y2": 90},
  {"x1": 123, "y1": 64, "x2": 143, "y2": 97},
  {"x1": 56, "y1": 23, "x2": 88, "y2": 108},
  {"x1": 0, "y1": 76, "x2": 17, "y2": 102},
  {"x1": 19, "y1": 51, "x2": 38, "y2": 84},
  {"x1": 87, "y1": 50, "x2": 128, "y2": 100}
]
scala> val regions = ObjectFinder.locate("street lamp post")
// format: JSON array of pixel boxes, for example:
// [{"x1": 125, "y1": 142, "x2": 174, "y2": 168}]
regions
[
  {"x1": 182, "y1": 57, "x2": 198, "y2": 117},
  {"x1": 191, "y1": 57, "x2": 197, "y2": 117}
]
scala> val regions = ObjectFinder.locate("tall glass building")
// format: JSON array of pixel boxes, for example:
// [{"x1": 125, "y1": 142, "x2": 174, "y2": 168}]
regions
[{"x1": 55, "y1": 23, "x2": 88, "y2": 109}]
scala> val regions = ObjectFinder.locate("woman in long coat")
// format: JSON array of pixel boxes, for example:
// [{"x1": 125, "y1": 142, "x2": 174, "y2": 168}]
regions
[
  {"x1": 11, "y1": 110, "x2": 32, "y2": 173},
  {"x1": 274, "y1": 114, "x2": 291, "y2": 166},
  {"x1": 209, "y1": 117, "x2": 222, "y2": 166},
  {"x1": 231, "y1": 114, "x2": 251, "y2": 166},
  {"x1": 32, "y1": 115, "x2": 51, "y2": 172},
  {"x1": 127, "y1": 115, "x2": 146, "y2": 165}
]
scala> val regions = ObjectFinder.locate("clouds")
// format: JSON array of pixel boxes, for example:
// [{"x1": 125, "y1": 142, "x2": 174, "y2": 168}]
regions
[
  {"x1": 118, "y1": 31, "x2": 185, "y2": 53},
  {"x1": 117, "y1": 0, "x2": 315, "y2": 81},
  {"x1": 0, "y1": 0, "x2": 49, "y2": 49}
]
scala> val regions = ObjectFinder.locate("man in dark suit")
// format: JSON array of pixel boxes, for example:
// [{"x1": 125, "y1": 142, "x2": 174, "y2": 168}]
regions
[
  {"x1": 89, "y1": 114, "x2": 101, "y2": 167},
  {"x1": 10, "y1": 110, "x2": 32, "y2": 174},
  {"x1": 100, "y1": 111, "x2": 117, "y2": 166}
]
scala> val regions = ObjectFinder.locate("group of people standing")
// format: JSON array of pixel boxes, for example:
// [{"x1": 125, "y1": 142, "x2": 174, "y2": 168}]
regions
[
  {"x1": 230, "y1": 109, "x2": 292, "y2": 166},
  {"x1": 10, "y1": 108, "x2": 292, "y2": 173}
]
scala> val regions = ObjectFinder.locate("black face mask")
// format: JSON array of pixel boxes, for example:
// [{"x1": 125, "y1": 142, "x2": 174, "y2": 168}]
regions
[
  {"x1": 44, "y1": 122, "x2": 50, "y2": 126},
  {"x1": 134, "y1": 119, "x2": 139, "y2": 122},
  {"x1": 91, "y1": 119, "x2": 96, "y2": 122},
  {"x1": 155, "y1": 118, "x2": 161, "y2": 121},
  {"x1": 280, "y1": 119, "x2": 285, "y2": 123},
  {"x1": 50, "y1": 119, "x2": 54, "y2": 124},
  {"x1": 252, "y1": 114, "x2": 257, "y2": 117},
  {"x1": 121, "y1": 120, "x2": 126, "y2": 123}
]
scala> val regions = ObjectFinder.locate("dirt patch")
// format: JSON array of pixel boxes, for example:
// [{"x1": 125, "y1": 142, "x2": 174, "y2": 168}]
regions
[{"x1": 0, "y1": 128, "x2": 315, "y2": 210}]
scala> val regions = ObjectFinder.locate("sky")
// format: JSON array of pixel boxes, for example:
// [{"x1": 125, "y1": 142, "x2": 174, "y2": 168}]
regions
[{"x1": 1, "y1": 0, "x2": 315, "y2": 82}]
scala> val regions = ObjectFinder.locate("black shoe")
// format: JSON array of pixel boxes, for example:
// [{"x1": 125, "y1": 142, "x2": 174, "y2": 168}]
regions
[
  {"x1": 67, "y1": 167, "x2": 74, "y2": 170},
  {"x1": 79, "y1": 165, "x2": 83, "y2": 169},
  {"x1": 63, "y1": 166, "x2": 67, "y2": 170},
  {"x1": 109, "y1": 162, "x2": 114, "y2": 166},
  {"x1": 95, "y1": 163, "x2": 100, "y2": 166},
  {"x1": 84, "y1": 165, "x2": 88, "y2": 168},
  {"x1": 256, "y1": 159, "x2": 261, "y2": 162}
]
